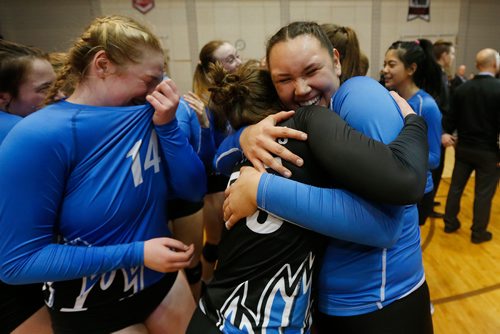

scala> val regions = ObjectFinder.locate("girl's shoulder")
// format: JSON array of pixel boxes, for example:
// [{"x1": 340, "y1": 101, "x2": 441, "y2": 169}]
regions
[
  {"x1": 417, "y1": 89, "x2": 439, "y2": 108},
  {"x1": 410, "y1": 89, "x2": 440, "y2": 117}
]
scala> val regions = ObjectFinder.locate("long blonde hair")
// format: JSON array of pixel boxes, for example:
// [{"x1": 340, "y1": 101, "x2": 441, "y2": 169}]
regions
[
  {"x1": 44, "y1": 15, "x2": 163, "y2": 104},
  {"x1": 192, "y1": 40, "x2": 226, "y2": 104}
]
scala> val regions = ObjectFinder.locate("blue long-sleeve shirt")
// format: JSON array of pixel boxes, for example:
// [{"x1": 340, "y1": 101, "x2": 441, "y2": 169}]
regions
[
  {"x1": 408, "y1": 89, "x2": 442, "y2": 194},
  {"x1": 176, "y1": 97, "x2": 215, "y2": 168},
  {"x1": 263, "y1": 77, "x2": 425, "y2": 316},
  {"x1": 177, "y1": 98, "x2": 230, "y2": 173},
  {"x1": 215, "y1": 76, "x2": 426, "y2": 316},
  {"x1": 0, "y1": 110, "x2": 22, "y2": 143},
  {"x1": 0, "y1": 101, "x2": 206, "y2": 289}
]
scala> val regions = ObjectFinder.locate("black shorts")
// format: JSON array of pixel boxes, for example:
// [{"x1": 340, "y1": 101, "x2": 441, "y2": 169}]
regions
[
  {"x1": 186, "y1": 307, "x2": 222, "y2": 334},
  {"x1": 315, "y1": 281, "x2": 434, "y2": 334},
  {"x1": 168, "y1": 199, "x2": 204, "y2": 220},
  {"x1": 48, "y1": 272, "x2": 178, "y2": 334},
  {"x1": 0, "y1": 281, "x2": 45, "y2": 333},
  {"x1": 207, "y1": 174, "x2": 229, "y2": 194}
]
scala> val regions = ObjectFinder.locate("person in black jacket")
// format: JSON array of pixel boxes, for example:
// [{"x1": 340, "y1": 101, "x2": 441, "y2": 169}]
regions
[
  {"x1": 442, "y1": 48, "x2": 500, "y2": 243},
  {"x1": 450, "y1": 64, "x2": 467, "y2": 96},
  {"x1": 431, "y1": 40, "x2": 455, "y2": 217}
]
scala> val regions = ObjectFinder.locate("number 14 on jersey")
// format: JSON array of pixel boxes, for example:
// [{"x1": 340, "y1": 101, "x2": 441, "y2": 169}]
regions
[{"x1": 126, "y1": 130, "x2": 161, "y2": 187}]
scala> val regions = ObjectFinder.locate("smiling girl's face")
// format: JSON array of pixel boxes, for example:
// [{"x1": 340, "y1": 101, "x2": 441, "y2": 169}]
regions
[{"x1": 268, "y1": 34, "x2": 341, "y2": 110}]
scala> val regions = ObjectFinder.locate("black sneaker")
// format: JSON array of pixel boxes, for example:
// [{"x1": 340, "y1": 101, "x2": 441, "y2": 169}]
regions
[
  {"x1": 444, "y1": 223, "x2": 460, "y2": 233},
  {"x1": 471, "y1": 231, "x2": 492, "y2": 244},
  {"x1": 430, "y1": 211, "x2": 444, "y2": 219}
]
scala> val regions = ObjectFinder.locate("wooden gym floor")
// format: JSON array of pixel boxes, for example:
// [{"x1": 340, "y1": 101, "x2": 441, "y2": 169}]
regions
[{"x1": 420, "y1": 148, "x2": 500, "y2": 333}]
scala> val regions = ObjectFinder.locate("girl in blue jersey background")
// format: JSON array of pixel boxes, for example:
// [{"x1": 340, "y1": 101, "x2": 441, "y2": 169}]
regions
[
  {"x1": 0, "y1": 39, "x2": 55, "y2": 334},
  {"x1": 0, "y1": 39, "x2": 56, "y2": 140},
  {"x1": 183, "y1": 40, "x2": 242, "y2": 285},
  {"x1": 383, "y1": 39, "x2": 443, "y2": 227},
  {"x1": 168, "y1": 40, "x2": 242, "y2": 300},
  {"x1": 0, "y1": 15, "x2": 206, "y2": 333},
  {"x1": 219, "y1": 22, "x2": 434, "y2": 334}
]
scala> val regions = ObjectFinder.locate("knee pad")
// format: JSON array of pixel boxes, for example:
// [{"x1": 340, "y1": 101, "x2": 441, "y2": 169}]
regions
[
  {"x1": 185, "y1": 261, "x2": 202, "y2": 285},
  {"x1": 202, "y1": 242, "x2": 219, "y2": 263}
]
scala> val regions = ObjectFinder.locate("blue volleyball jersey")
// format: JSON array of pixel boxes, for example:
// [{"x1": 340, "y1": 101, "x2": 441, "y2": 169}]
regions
[
  {"x1": 0, "y1": 100, "x2": 206, "y2": 311},
  {"x1": 176, "y1": 98, "x2": 230, "y2": 173},
  {"x1": 0, "y1": 110, "x2": 22, "y2": 143},
  {"x1": 214, "y1": 126, "x2": 245, "y2": 176},
  {"x1": 257, "y1": 77, "x2": 425, "y2": 316},
  {"x1": 176, "y1": 97, "x2": 215, "y2": 167},
  {"x1": 408, "y1": 89, "x2": 442, "y2": 194}
]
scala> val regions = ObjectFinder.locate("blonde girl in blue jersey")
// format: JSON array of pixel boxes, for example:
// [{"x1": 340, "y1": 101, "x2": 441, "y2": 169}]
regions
[{"x1": 0, "y1": 16, "x2": 206, "y2": 333}]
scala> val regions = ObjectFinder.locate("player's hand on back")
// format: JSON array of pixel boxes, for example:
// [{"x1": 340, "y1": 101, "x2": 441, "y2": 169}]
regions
[
  {"x1": 223, "y1": 166, "x2": 262, "y2": 229},
  {"x1": 240, "y1": 111, "x2": 306, "y2": 177}
]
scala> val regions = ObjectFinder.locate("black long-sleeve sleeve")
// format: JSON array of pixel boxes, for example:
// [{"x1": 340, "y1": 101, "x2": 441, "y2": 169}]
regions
[{"x1": 290, "y1": 106, "x2": 428, "y2": 205}]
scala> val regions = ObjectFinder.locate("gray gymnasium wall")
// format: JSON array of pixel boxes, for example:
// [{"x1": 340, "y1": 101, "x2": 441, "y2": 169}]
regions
[{"x1": 1, "y1": 0, "x2": 498, "y2": 93}]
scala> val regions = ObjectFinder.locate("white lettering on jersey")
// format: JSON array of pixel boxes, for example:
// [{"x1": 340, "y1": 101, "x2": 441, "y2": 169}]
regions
[
  {"x1": 228, "y1": 165, "x2": 284, "y2": 235},
  {"x1": 144, "y1": 130, "x2": 161, "y2": 173},
  {"x1": 126, "y1": 130, "x2": 162, "y2": 187},
  {"x1": 59, "y1": 267, "x2": 145, "y2": 312},
  {"x1": 121, "y1": 266, "x2": 144, "y2": 295},
  {"x1": 43, "y1": 282, "x2": 56, "y2": 308},
  {"x1": 67, "y1": 274, "x2": 99, "y2": 311},
  {"x1": 277, "y1": 138, "x2": 288, "y2": 145},
  {"x1": 127, "y1": 139, "x2": 143, "y2": 187},
  {"x1": 246, "y1": 210, "x2": 283, "y2": 234}
]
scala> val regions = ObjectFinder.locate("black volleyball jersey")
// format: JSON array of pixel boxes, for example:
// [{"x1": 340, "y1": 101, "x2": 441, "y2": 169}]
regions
[{"x1": 200, "y1": 106, "x2": 428, "y2": 333}]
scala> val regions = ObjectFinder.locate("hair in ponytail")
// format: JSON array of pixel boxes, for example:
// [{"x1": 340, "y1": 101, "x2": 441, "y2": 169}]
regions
[
  {"x1": 207, "y1": 60, "x2": 282, "y2": 131},
  {"x1": 192, "y1": 40, "x2": 226, "y2": 104},
  {"x1": 44, "y1": 15, "x2": 163, "y2": 105},
  {"x1": 387, "y1": 39, "x2": 442, "y2": 99},
  {"x1": 321, "y1": 24, "x2": 363, "y2": 83}
]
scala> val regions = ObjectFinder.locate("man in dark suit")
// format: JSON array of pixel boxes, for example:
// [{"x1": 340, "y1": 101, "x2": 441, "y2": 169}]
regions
[
  {"x1": 442, "y1": 48, "x2": 500, "y2": 244},
  {"x1": 431, "y1": 40, "x2": 455, "y2": 218},
  {"x1": 450, "y1": 64, "x2": 467, "y2": 96}
]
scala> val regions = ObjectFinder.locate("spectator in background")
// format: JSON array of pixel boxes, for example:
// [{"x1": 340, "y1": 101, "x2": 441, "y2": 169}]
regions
[
  {"x1": 450, "y1": 64, "x2": 467, "y2": 96},
  {"x1": 383, "y1": 39, "x2": 443, "y2": 226},
  {"x1": 442, "y1": 48, "x2": 500, "y2": 244},
  {"x1": 0, "y1": 38, "x2": 55, "y2": 334},
  {"x1": 431, "y1": 39, "x2": 455, "y2": 218},
  {"x1": 360, "y1": 52, "x2": 370, "y2": 75}
]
